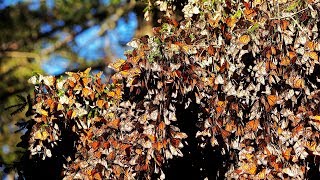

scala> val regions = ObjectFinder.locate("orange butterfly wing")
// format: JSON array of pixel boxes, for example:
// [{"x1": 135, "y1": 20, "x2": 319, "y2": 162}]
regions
[{"x1": 239, "y1": 35, "x2": 250, "y2": 45}]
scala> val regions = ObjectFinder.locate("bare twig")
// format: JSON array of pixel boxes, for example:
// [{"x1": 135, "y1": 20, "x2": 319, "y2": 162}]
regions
[
  {"x1": 40, "y1": 34, "x2": 74, "y2": 56},
  {"x1": 270, "y1": 1, "x2": 319, "y2": 20},
  {"x1": 290, "y1": 16, "x2": 305, "y2": 33},
  {"x1": 98, "y1": 0, "x2": 136, "y2": 36},
  {"x1": 3, "y1": 51, "x2": 41, "y2": 61},
  {"x1": 40, "y1": 0, "x2": 136, "y2": 56}
]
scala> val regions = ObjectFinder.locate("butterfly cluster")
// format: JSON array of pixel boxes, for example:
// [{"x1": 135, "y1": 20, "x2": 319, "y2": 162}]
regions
[
  {"x1": 182, "y1": 0, "x2": 320, "y2": 178},
  {"x1": 22, "y1": 0, "x2": 320, "y2": 179},
  {"x1": 26, "y1": 67, "x2": 183, "y2": 179}
]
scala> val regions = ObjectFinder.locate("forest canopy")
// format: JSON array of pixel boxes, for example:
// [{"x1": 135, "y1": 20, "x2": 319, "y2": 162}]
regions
[{"x1": 3, "y1": 0, "x2": 320, "y2": 179}]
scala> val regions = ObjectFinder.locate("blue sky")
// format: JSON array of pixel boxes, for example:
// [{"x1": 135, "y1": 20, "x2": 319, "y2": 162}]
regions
[
  {"x1": 0, "y1": 0, "x2": 21, "y2": 9},
  {"x1": 42, "y1": 11, "x2": 138, "y2": 75},
  {"x1": 0, "y1": 0, "x2": 51, "y2": 10}
]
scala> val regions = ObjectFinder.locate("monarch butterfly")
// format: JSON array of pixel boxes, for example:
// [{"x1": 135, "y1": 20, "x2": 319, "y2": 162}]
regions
[
  {"x1": 129, "y1": 50, "x2": 145, "y2": 65},
  {"x1": 80, "y1": 67, "x2": 91, "y2": 77},
  {"x1": 244, "y1": 8, "x2": 256, "y2": 20},
  {"x1": 310, "y1": 115, "x2": 320, "y2": 121},
  {"x1": 112, "y1": 165, "x2": 122, "y2": 177},
  {"x1": 262, "y1": 95, "x2": 277, "y2": 112},
  {"x1": 308, "y1": 51, "x2": 318, "y2": 61},
  {"x1": 215, "y1": 100, "x2": 226, "y2": 117},
  {"x1": 42, "y1": 76, "x2": 55, "y2": 87},
  {"x1": 230, "y1": 102, "x2": 239, "y2": 113},
  {"x1": 235, "y1": 125, "x2": 244, "y2": 136},
  {"x1": 267, "y1": 95, "x2": 277, "y2": 107},
  {"x1": 92, "y1": 171, "x2": 102, "y2": 180},
  {"x1": 245, "y1": 119, "x2": 259, "y2": 132},
  {"x1": 208, "y1": 45, "x2": 215, "y2": 55},
  {"x1": 105, "y1": 151, "x2": 115, "y2": 162},
  {"x1": 147, "y1": 135, "x2": 156, "y2": 143},
  {"x1": 125, "y1": 67, "x2": 141, "y2": 78},
  {"x1": 174, "y1": 132, "x2": 188, "y2": 139},
  {"x1": 39, "y1": 109, "x2": 48, "y2": 116},
  {"x1": 270, "y1": 160, "x2": 282, "y2": 172},
  {"x1": 82, "y1": 77, "x2": 91, "y2": 86},
  {"x1": 288, "y1": 51, "x2": 297, "y2": 63},
  {"x1": 140, "y1": 160, "x2": 150, "y2": 171},
  {"x1": 241, "y1": 162, "x2": 257, "y2": 175},
  {"x1": 71, "y1": 73, "x2": 81, "y2": 82},
  {"x1": 154, "y1": 150, "x2": 164, "y2": 165},
  {"x1": 107, "y1": 119, "x2": 120, "y2": 129},
  {"x1": 45, "y1": 149, "x2": 52, "y2": 158},
  {"x1": 153, "y1": 141, "x2": 164, "y2": 151},
  {"x1": 210, "y1": 136, "x2": 219, "y2": 146},
  {"x1": 170, "y1": 138, "x2": 181, "y2": 148},
  {"x1": 220, "y1": 128, "x2": 231, "y2": 139},
  {"x1": 293, "y1": 77, "x2": 304, "y2": 88},
  {"x1": 304, "y1": 141, "x2": 317, "y2": 152},
  {"x1": 266, "y1": 59, "x2": 277, "y2": 71},
  {"x1": 280, "y1": 56, "x2": 290, "y2": 66},
  {"x1": 96, "y1": 99, "x2": 105, "y2": 109},
  {"x1": 46, "y1": 98, "x2": 54, "y2": 106},
  {"x1": 119, "y1": 143, "x2": 131, "y2": 152},
  {"x1": 67, "y1": 79, "x2": 75, "y2": 88},
  {"x1": 226, "y1": 17, "x2": 237, "y2": 28},
  {"x1": 90, "y1": 141, "x2": 100, "y2": 150},
  {"x1": 108, "y1": 59, "x2": 132, "y2": 72},
  {"x1": 245, "y1": 153, "x2": 254, "y2": 161},
  {"x1": 305, "y1": 41, "x2": 315, "y2": 51},
  {"x1": 207, "y1": 13, "x2": 221, "y2": 28},
  {"x1": 256, "y1": 169, "x2": 267, "y2": 179},
  {"x1": 280, "y1": 20, "x2": 289, "y2": 31},
  {"x1": 34, "y1": 129, "x2": 49, "y2": 140},
  {"x1": 292, "y1": 124, "x2": 304, "y2": 136},
  {"x1": 282, "y1": 147, "x2": 292, "y2": 161},
  {"x1": 225, "y1": 120, "x2": 236, "y2": 132},
  {"x1": 82, "y1": 87, "x2": 91, "y2": 97},
  {"x1": 239, "y1": 34, "x2": 250, "y2": 45}
]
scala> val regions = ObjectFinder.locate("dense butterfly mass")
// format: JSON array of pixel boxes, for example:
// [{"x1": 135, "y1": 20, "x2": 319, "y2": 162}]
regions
[{"x1": 20, "y1": 0, "x2": 320, "y2": 179}]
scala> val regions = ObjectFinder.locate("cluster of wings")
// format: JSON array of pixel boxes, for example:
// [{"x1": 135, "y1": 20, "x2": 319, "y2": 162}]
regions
[{"x1": 23, "y1": 0, "x2": 320, "y2": 179}]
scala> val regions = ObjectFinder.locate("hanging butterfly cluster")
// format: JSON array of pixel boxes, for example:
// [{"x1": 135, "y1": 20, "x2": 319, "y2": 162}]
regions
[
  {"x1": 23, "y1": 0, "x2": 320, "y2": 179},
  {"x1": 27, "y1": 66, "x2": 189, "y2": 179},
  {"x1": 178, "y1": 0, "x2": 320, "y2": 179}
]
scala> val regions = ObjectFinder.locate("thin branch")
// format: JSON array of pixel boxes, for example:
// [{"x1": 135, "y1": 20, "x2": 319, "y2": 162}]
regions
[
  {"x1": 40, "y1": 32, "x2": 75, "y2": 56},
  {"x1": 290, "y1": 16, "x2": 305, "y2": 33},
  {"x1": 98, "y1": 0, "x2": 136, "y2": 36},
  {"x1": 40, "y1": 0, "x2": 136, "y2": 56},
  {"x1": 3, "y1": 51, "x2": 41, "y2": 62},
  {"x1": 270, "y1": 2, "x2": 319, "y2": 20},
  {"x1": 75, "y1": 0, "x2": 137, "y2": 51}
]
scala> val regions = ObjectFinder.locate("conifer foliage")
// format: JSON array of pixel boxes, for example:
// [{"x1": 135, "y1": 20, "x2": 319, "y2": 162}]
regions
[{"x1": 18, "y1": 0, "x2": 320, "y2": 179}]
